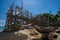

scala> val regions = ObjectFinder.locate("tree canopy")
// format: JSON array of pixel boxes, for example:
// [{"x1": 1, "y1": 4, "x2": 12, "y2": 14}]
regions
[{"x1": 35, "y1": 9, "x2": 60, "y2": 27}]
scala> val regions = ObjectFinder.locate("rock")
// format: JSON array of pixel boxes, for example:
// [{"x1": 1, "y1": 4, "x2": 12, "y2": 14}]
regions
[
  {"x1": 0, "y1": 29, "x2": 42, "y2": 40},
  {"x1": 55, "y1": 33, "x2": 60, "y2": 40}
]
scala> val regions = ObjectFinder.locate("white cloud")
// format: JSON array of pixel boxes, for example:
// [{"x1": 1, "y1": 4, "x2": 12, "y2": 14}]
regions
[
  {"x1": 0, "y1": 24, "x2": 5, "y2": 26},
  {"x1": 0, "y1": 20, "x2": 5, "y2": 26},
  {"x1": 0, "y1": 20, "x2": 5, "y2": 23}
]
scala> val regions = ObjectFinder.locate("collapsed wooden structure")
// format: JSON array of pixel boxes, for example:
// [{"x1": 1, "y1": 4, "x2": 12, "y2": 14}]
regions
[{"x1": 4, "y1": 1, "x2": 33, "y2": 31}]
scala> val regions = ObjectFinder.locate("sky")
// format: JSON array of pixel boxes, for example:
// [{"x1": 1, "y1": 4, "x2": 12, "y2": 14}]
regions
[{"x1": 0, "y1": 0, "x2": 60, "y2": 26}]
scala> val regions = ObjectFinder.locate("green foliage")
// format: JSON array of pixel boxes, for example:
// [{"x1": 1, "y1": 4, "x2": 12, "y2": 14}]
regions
[{"x1": 35, "y1": 9, "x2": 60, "y2": 27}]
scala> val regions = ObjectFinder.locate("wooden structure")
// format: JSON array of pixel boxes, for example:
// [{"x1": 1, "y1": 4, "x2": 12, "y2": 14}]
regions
[{"x1": 4, "y1": 1, "x2": 33, "y2": 31}]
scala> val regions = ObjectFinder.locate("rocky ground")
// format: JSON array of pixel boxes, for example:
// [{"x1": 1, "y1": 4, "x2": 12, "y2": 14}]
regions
[
  {"x1": 0, "y1": 29, "x2": 42, "y2": 40},
  {"x1": 0, "y1": 24, "x2": 60, "y2": 40},
  {"x1": 0, "y1": 29, "x2": 60, "y2": 40}
]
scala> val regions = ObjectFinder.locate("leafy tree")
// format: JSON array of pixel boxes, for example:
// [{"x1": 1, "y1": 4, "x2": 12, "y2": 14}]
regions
[{"x1": 36, "y1": 13, "x2": 55, "y2": 27}]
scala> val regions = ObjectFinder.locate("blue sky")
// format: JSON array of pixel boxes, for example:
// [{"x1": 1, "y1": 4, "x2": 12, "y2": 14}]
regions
[{"x1": 0, "y1": 0, "x2": 60, "y2": 26}]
